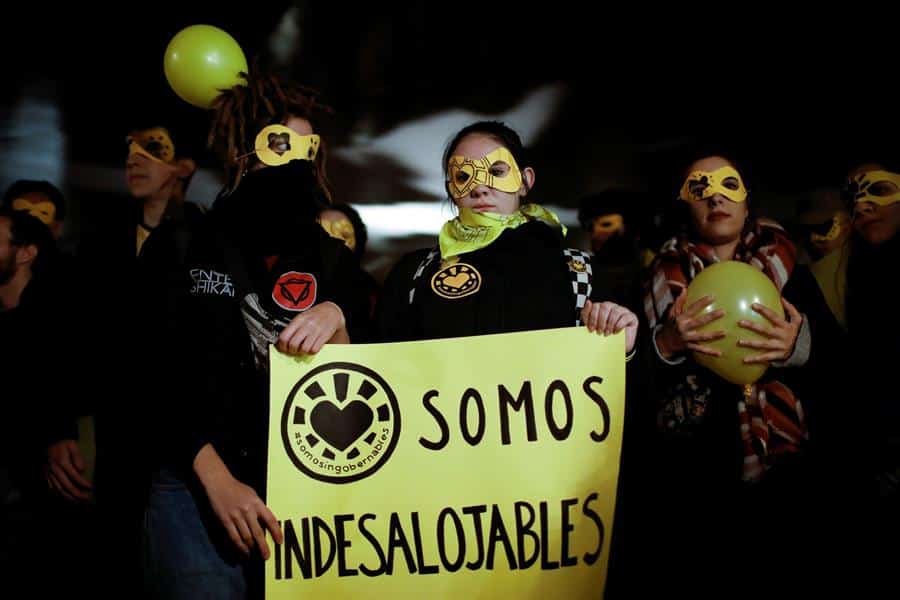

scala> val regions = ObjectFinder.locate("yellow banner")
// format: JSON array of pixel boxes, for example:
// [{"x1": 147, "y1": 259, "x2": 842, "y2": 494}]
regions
[{"x1": 266, "y1": 327, "x2": 625, "y2": 599}]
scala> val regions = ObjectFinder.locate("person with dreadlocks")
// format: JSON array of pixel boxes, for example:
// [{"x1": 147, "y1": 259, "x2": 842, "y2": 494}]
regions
[
  {"x1": 142, "y1": 70, "x2": 370, "y2": 600},
  {"x1": 638, "y1": 154, "x2": 842, "y2": 595}
]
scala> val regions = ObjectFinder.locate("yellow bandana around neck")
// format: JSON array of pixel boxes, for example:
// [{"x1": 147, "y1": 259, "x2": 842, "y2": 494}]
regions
[{"x1": 438, "y1": 203, "x2": 566, "y2": 260}]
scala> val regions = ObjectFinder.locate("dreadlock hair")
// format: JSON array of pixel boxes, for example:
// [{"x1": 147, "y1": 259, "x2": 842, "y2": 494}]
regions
[{"x1": 208, "y1": 67, "x2": 334, "y2": 200}]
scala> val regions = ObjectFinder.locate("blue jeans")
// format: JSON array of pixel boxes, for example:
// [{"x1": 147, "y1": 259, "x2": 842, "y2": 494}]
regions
[{"x1": 143, "y1": 469, "x2": 247, "y2": 600}]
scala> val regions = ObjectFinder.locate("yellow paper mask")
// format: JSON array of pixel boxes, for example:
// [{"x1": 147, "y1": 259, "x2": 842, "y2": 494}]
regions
[
  {"x1": 11, "y1": 198, "x2": 56, "y2": 226},
  {"x1": 447, "y1": 147, "x2": 523, "y2": 200},
  {"x1": 320, "y1": 216, "x2": 356, "y2": 251},
  {"x1": 127, "y1": 127, "x2": 175, "y2": 164},
  {"x1": 679, "y1": 166, "x2": 747, "y2": 204},
  {"x1": 253, "y1": 125, "x2": 320, "y2": 166},
  {"x1": 844, "y1": 170, "x2": 900, "y2": 207},
  {"x1": 810, "y1": 212, "x2": 850, "y2": 244},
  {"x1": 592, "y1": 213, "x2": 624, "y2": 236}
]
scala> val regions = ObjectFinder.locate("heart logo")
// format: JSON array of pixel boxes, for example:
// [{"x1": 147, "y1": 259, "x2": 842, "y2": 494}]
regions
[
  {"x1": 431, "y1": 262, "x2": 482, "y2": 299},
  {"x1": 443, "y1": 272, "x2": 470, "y2": 288},
  {"x1": 309, "y1": 401, "x2": 374, "y2": 451},
  {"x1": 282, "y1": 362, "x2": 400, "y2": 484},
  {"x1": 449, "y1": 161, "x2": 476, "y2": 196},
  {"x1": 267, "y1": 132, "x2": 292, "y2": 155}
]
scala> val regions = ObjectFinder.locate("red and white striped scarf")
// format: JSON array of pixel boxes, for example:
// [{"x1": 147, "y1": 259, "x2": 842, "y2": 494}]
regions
[{"x1": 644, "y1": 220, "x2": 807, "y2": 482}]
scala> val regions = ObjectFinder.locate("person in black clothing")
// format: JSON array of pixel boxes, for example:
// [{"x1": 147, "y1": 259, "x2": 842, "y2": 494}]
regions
[
  {"x1": 0, "y1": 208, "x2": 89, "y2": 596},
  {"x1": 4, "y1": 179, "x2": 80, "y2": 309},
  {"x1": 844, "y1": 162, "x2": 900, "y2": 487},
  {"x1": 377, "y1": 121, "x2": 638, "y2": 348},
  {"x1": 319, "y1": 202, "x2": 367, "y2": 260},
  {"x1": 841, "y1": 162, "x2": 900, "y2": 590},
  {"x1": 142, "y1": 71, "x2": 370, "y2": 600},
  {"x1": 2, "y1": 179, "x2": 67, "y2": 240},
  {"x1": 319, "y1": 201, "x2": 379, "y2": 324},
  {"x1": 577, "y1": 188, "x2": 653, "y2": 308},
  {"x1": 69, "y1": 124, "x2": 202, "y2": 596},
  {"x1": 375, "y1": 121, "x2": 639, "y2": 600}
]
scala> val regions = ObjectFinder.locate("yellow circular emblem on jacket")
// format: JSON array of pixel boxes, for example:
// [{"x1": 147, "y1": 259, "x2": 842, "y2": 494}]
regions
[{"x1": 431, "y1": 263, "x2": 482, "y2": 299}]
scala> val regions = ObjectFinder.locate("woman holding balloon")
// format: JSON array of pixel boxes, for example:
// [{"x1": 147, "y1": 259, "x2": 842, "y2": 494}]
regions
[
  {"x1": 637, "y1": 154, "x2": 841, "y2": 595},
  {"x1": 144, "y1": 26, "x2": 370, "y2": 600}
]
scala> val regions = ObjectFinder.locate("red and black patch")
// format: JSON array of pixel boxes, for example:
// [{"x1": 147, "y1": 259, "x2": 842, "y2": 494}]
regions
[{"x1": 272, "y1": 271, "x2": 317, "y2": 312}]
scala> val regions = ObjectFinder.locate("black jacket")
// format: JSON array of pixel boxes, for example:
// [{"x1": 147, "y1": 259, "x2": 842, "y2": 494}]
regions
[
  {"x1": 377, "y1": 221, "x2": 581, "y2": 342},
  {"x1": 74, "y1": 199, "x2": 204, "y2": 494},
  {"x1": 169, "y1": 187, "x2": 372, "y2": 492}
]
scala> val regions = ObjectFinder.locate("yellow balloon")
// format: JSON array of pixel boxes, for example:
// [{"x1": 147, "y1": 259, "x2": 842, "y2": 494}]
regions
[
  {"x1": 164, "y1": 25, "x2": 248, "y2": 109},
  {"x1": 685, "y1": 261, "x2": 785, "y2": 385}
]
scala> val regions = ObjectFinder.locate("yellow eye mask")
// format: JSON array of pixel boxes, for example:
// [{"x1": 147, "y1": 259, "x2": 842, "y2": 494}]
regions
[
  {"x1": 844, "y1": 170, "x2": 900, "y2": 207},
  {"x1": 447, "y1": 147, "x2": 523, "y2": 200},
  {"x1": 810, "y1": 212, "x2": 850, "y2": 244},
  {"x1": 12, "y1": 198, "x2": 56, "y2": 226},
  {"x1": 320, "y1": 216, "x2": 356, "y2": 251},
  {"x1": 253, "y1": 125, "x2": 320, "y2": 166},
  {"x1": 592, "y1": 213, "x2": 624, "y2": 236},
  {"x1": 679, "y1": 166, "x2": 748, "y2": 204},
  {"x1": 127, "y1": 127, "x2": 175, "y2": 164}
]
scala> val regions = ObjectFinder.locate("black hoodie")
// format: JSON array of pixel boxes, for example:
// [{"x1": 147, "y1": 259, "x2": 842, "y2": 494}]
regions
[{"x1": 166, "y1": 162, "x2": 371, "y2": 491}]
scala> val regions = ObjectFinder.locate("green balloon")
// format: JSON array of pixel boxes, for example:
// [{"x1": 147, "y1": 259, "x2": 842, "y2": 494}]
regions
[
  {"x1": 164, "y1": 25, "x2": 248, "y2": 109},
  {"x1": 685, "y1": 261, "x2": 785, "y2": 385}
]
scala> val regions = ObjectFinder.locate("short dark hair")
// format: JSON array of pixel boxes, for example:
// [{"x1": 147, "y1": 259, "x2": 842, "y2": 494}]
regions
[
  {"x1": 577, "y1": 189, "x2": 638, "y2": 231},
  {"x1": 0, "y1": 206, "x2": 56, "y2": 273},
  {"x1": 2, "y1": 180, "x2": 65, "y2": 222}
]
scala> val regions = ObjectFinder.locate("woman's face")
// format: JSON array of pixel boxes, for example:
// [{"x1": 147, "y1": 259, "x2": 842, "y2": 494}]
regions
[
  {"x1": 684, "y1": 156, "x2": 749, "y2": 245},
  {"x1": 448, "y1": 133, "x2": 532, "y2": 215},
  {"x1": 853, "y1": 200, "x2": 900, "y2": 246},
  {"x1": 848, "y1": 165, "x2": 900, "y2": 246}
]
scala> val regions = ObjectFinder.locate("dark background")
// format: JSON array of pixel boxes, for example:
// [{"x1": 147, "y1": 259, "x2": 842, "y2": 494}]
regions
[{"x1": 3, "y1": 3, "x2": 896, "y2": 275}]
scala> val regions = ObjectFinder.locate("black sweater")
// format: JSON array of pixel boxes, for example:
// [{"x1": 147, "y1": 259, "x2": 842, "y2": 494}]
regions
[
  {"x1": 377, "y1": 221, "x2": 579, "y2": 342},
  {"x1": 169, "y1": 195, "x2": 371, "y2": 492}
]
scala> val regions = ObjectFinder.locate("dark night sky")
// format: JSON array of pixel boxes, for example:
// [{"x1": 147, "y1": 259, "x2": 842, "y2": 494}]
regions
[{"x1": 3, "y1": 4, "x2": 897, "y2": 267}]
